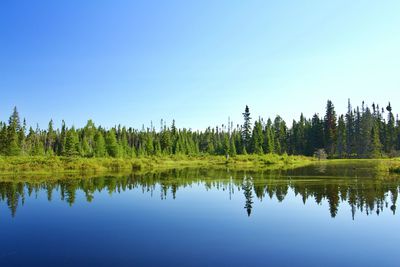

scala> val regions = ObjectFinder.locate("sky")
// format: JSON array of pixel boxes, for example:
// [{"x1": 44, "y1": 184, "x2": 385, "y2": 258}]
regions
[{"x1": 1, "y1": 0, "x2": 399, "y2": 130}]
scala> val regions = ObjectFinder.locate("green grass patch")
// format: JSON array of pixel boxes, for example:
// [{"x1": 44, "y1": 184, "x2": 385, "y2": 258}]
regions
[{"x1": 0, "y1": 154, "x2": 315, "y2": 175}]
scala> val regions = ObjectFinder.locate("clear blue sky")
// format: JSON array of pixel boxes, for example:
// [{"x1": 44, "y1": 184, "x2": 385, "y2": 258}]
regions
[{"x1": 1, "y1": 0, "x2": 399, "y2": 130}]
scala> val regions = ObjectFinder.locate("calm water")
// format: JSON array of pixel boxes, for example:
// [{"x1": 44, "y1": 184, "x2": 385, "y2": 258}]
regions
[{"x1": 1, "y1": 162, "x2": 399, "y2": 267}]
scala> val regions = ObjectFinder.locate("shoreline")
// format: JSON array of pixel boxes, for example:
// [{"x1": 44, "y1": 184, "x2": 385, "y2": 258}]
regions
[
  {"x1": 0, "y1": 154, "x2": 313, "y2": 175},
  {"x1": 1, "y1": 155, "x2": 399, "y2": 177}
]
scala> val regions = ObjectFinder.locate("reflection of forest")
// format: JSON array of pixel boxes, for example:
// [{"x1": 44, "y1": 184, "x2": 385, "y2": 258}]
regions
[{"x1": 0, "y1": 168, "x2": 399, "y2": 219}]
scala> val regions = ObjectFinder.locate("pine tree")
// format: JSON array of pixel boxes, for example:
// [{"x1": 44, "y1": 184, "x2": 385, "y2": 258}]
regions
[
  {"x1": 324, "y1": 100, "x2": 337, "y2": 156},
  {"x1": 263, "y1": 120, "x2": 275, "y2": 154},
  {"x1": 6, "y1": 126, "x2": 20, "y2": 156},
  {"x1": 251, "y1": 120, "x2": 263, "y2": 154},
  {"x1": 64, "y1": 127, "x2": 79, "y2": 156},
  {"x1": 8, "y1": 107, "x2": 21, "y2": 130},
  {"x1": 310, "y1": 114, "x2": 324, "y2": 152},
  {"x1": 46, "y1": 120, "x2": 56, "y2": 155},
  {"x1": 242, "y1": 105, "x2": 252, "y2": 151},
  {"x1": 222, "y1": 134, "x2": 230, "y2": 156},
  {"x1": 360, "y1": 106, "x2": 373, "y2": 157},
  {"x1": 105, "y1": 129, "x2": 120, "y2": 157},
  {"x1": 354, "y1": 107, "x2": 362, "y2": 156},
  {"x1": 370, "y1": 121, "x2": 382, "y2": 158},
  {"x1": 144, "y1": 132, "x2": 154, "y2": 155},
  {"x1": 336, "y1": 115, "x2": 346, "y2": 158},
  {"x1": 154, "y1": 138, "x2": 162, "y2": 156},
  {"x1": 94, "y1": 131, "x2": 106, "y2": 157},
  {"x1": 273, "y1": 116, "x2": 286, "y2": 154},
  {"x1": 386, "y1": 102, "x2": 396, "y2": 154},
  {"x1": 160, "y1": 127, "x2": 172, "y2": 154},
  {"x1": 0, "y1": 123, "x2": 7, "y2": 155},
  {"x1": 229, "y1": 135, "x2": 237, "y2": 156},
  {"x1": 345, "y1": 99, "x2": 355, "y2": 157},
  {"x1": 57, "y1": 120, "x2": 67, "y2": 156}
]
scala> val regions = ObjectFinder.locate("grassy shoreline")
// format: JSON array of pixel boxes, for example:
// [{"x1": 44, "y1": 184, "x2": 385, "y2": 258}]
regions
[
  {"x1": 1, "y1": 155, "x2": 400, "y2": 177},
  {"x1": 0, "y1": 154, "x2": 314, "y2": 175}
]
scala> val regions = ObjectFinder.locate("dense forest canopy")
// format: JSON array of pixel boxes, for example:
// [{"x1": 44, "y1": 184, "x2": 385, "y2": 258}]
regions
[{"x1": 0, "y1": 99, "x2": 399, "y2": 158}]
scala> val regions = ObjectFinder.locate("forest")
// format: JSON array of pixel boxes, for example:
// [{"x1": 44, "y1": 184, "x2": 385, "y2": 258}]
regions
[{"x1": 0, "y1": 99, "x2": 399, "y2": 159}]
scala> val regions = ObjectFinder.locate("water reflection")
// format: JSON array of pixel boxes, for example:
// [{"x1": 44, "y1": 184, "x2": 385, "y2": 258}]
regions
[{"x1": 0, "y1": 167, "x2": 399, "y2": 219}]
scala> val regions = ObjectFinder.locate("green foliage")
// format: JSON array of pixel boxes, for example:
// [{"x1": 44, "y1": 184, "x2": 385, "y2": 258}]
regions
[
  {"x1": 64, "y1": 127, "x2": 79, "y2": 156},
  {"x1": 251, "y1": 120, "x2": 264, "y2": 154},
  {"x1": 324, "y1": 100, "x2": 337, "y2": 156},
  {"x1": 0, "y1": 100, "x2": 399, "y2": 159},
  {"x1": 105, "y1": 129, "x2": 120, "y2": 157},
  {"x1": 242, "y1": 105, "x2": 252, "y2": 151},
  {"x1": 94, "y1": 131, "x2": 106, "y2": 157}
]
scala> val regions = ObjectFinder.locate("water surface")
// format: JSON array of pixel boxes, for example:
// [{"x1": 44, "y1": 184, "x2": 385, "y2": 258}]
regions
[{"x1": 1, "y1": 162, "x2": 399, "y2": 267}]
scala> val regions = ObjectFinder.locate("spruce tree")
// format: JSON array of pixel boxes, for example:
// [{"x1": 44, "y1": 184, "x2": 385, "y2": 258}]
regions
[
  {"x1": 336, "y1": 115, "x2": 346, "y2": 158},
  {"x1": 360, "y1": 107, "x2": 373, "y2": 157},
  {"x1": 64, "y1": 127, "x2": 79, "y2": 156},
  {"x1": 46, "y1": 120, "x2": 56, "y2": 155},
  {"x1": 370, "y1": 122, "x2": 382, "y2": 158},
  {"x1": 242, "y1": 105, "x2": 252, "y2": 151},
  {"x1": 345, "y1": 99, "x2": 355, "y2": 157},
  {"x1": 229, "y1": 135, "x2": 237, "y2": 156},
  {"x1": 251, "y1": 120, "x2": 263, "y2": 154},
  {"x1": 222, "y1": 134, "x2": 230, "y2": 156},
  {"x1": 94, "y1": 131, "x2": 106, "y2": 157},
  {"x1": 273, "y1": 116, "x2": 286, "y2": 154},
  {"x1": 0, "y1": 123, "x2": 7, "y2": 155},
  {"x1": 160, "y1": 127, "x2": 172, "y2": 154},
  {"x1": 324, "y1": 100, "x2": 337, "y2": 156},
  {"x1": 105, "y1": 129, "x2": 120, "y2": 157},
  {"x1": 263, "y1": 119, "x2": 275, "y2": 154},
  {"x1": 386, "y1": 102, "x2": 395, "y2": 154},
  {"x1": 57, "y1": 120, "x2": 67, "y2": 156},
  {"x1": 6, "y1": 107, "x2": 21, "y2": 156}
]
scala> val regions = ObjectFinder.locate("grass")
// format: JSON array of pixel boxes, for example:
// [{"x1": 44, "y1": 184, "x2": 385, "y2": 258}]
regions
[
  {"x1": 0, "y1": 154, "x2": 315, "y2": 175},
  {"x1": 2, "y1": 154, "x2": 399, "y2": 177},
  {"x1": 381, "y1": 158, "x2": 400, "y2": 173},
  {"x1": 319, "y1": 158, "x2": 400, "y2": 174}
]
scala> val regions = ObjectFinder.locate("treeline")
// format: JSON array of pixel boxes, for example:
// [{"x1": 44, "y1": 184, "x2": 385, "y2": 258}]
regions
[{"x1": 0, "y1": 99, "x2": 399, "y2": 158}]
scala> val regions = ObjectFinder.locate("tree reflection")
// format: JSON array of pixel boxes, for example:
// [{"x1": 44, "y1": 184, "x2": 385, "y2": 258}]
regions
[
  {"x1": 0, "y1": 168, "x2": 399, "y2": 219},
  {"x1": 242, "y1": 176, "x2": 253, "y2": 217}
]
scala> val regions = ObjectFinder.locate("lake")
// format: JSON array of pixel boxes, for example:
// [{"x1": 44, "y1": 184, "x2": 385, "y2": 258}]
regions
[{"x1": 1, "y1": 161, "x2": 399, "y2": 267}]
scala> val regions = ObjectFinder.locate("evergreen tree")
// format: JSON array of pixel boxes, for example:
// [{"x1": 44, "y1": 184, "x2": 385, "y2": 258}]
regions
[
  {"x1": 345, "y1": 99, "x2": 355, "y2": 157},
  {"x1": 354, "y1": 107, "x2": 362, "y2": 156},
  {"x1": 251, "y1": 120, "x2": 263, "y2": 154},
  {"x1": 310, "y1": 114, "x2": 324, "y2": 152},
  {"x1": 222, "y1": 134, "x2": 230, "y2": 156},
  {"x1": 229, "y1": 135, "x2": 237, "y2": 156},
  {"x1": 46, "y1": 120, "x2": 56, "y2": 155},
  {"x1": 6, "y1": 108, "x2": 21, "y2": 156},
  {"x1": 94, "y1": 131, "x2": 106, "y2": 157},
  {"x1": 324, "y1": 100, "x2": 337, "y2": 156},
  {"x1": 263, "y1": 119, "x2": 275, "y2": 154},
  {"x1": 336, "y1": 115, "x2": 346, "y2": 158},
  {"x1": 0, "y1": 123, "x2": 7, "y2": 155},
  {"x1": 57, "y1": 120, "x2": 67, "y2": 156},
  {"x1": 160, "y1": 127, "x2": 172, "y2": 154},
  {"x1": 370, "y1": 121, "x2": 382, "y2": 158},
  {"x1": 64, "y1": 127, "x2": 79, "y2": 156},
  {"x1": 242, "y1": 105, "x2": 252, "y2": 151},
  {"x1": 273, "y1": 116, "x2": 286, "y2": 154},
  {"x1": 105, "y1": 129, "x2": 120, "y2": 157},
  {"x1": 360, "y1": 106, "x2": 373, "y2": 157},
  {"x1": 386, "y1": 102, "x2": 396, "y2": 154}
]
